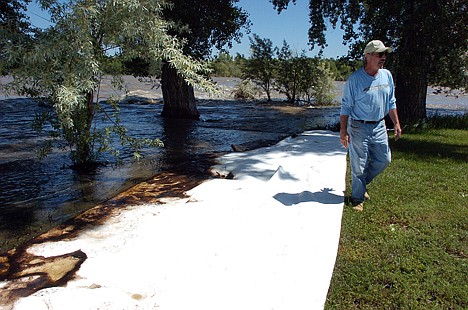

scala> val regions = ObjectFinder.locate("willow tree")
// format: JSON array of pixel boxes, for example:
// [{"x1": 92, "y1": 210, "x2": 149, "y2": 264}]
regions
[
  {"x1": 2, "y1": 0, "x2": 215, "y2": 166},
  {"x1": 272, "y1": 0, "x2": 467, "y2": 122},
  {"x1": 160, "y1": 0, "x2": 249, "y2": 119}
]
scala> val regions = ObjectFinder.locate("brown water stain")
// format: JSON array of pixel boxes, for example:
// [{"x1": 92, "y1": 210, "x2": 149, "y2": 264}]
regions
[
  {"x1": 0, "y1": 167, "x2": 217, "y2": 307},
  {"x1": 0, "y1": 248, "x2": 87, "y2": 308}
]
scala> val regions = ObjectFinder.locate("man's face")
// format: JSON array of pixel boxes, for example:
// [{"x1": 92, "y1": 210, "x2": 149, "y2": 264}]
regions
[{"x1": 367, "y1": 52, "x2": 388, "y2": 68}]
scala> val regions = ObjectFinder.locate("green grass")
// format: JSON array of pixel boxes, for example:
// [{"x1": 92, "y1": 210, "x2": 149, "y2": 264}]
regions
[{"x1": 325, "y1": 118, "x2": 468, "y2": 309}]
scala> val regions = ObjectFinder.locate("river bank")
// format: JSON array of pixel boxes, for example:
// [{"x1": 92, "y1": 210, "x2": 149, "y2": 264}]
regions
[
  {"x1": 0, "y1": 76, "x2": 466, "y2": 254},
  {"x1": 0, "y1": 77, "x2": 341, "y2": 254}
]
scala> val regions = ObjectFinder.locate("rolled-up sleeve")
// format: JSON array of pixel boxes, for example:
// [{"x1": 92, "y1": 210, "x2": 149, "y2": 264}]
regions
[{"x1": 340, "y1": 80, "x2": 353, "y2": 116}]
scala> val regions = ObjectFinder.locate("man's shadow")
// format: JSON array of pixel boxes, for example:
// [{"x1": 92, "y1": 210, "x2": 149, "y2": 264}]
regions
[{"x1": 273, "y1": 188, "x2": 343, "y2": 206}]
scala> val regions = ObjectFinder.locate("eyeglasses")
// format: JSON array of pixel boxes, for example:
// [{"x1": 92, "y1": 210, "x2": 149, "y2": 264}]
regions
[{"x1": 371, "y1": 52, "x2": 387, "y2": 58}]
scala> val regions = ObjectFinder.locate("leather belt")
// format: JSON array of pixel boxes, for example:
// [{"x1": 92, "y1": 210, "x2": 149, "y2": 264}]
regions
[{"x1": 353, "y1": 118, "x2": 384, "y2": 124}]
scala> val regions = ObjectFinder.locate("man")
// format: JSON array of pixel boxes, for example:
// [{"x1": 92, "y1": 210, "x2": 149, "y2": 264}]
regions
[{"x1": 340, "y1": 40, "x2": 402, "y2": 211}]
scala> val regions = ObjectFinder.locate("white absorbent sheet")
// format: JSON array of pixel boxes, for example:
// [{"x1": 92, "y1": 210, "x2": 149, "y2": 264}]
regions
[{"x1": 10, "y1": 130, "x2": 347, "y2": 310}]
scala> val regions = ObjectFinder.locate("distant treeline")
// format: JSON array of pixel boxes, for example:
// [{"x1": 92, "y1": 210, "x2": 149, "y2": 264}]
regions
[
  {"x1": 208, "y1": 52, "x2": 360, "y2": 81},
  {"x1": 101, "y1": 51, "x2": 361, "y2": 82},
  {"x1": 100, "y1": 37, "x2": 361, "y2": 105}
]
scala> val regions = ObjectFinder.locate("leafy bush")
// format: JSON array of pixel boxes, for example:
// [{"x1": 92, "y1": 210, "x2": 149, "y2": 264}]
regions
[
  {"x1": 298, "y1": 59, "x2": 336, "y2": 105},
  {"x1": 231, "y1": 79, "x2": 260, "y2": 100},
  {"x1": 210, "y1": 52, "x2": 244, "y2": 77}
]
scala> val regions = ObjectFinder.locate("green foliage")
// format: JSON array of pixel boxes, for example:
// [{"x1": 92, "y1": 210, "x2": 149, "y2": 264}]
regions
[
  {"x1": 297, "y1": 58, "x2": 336, "y2": 105},
  {"x1": 0, "y1": 0, "x2": 32, "y2": 74},
  {"x1": 242, "y1": 34, "x2": 277, "y2": 101},
  {"x1": 126, "y1": 0, "x2": 249, "y2": 77},
  {"x1": 121, "y1": 56, "x2": 163, "y2": 77},
  {"x1": 101, "y1": 56, "x2": 124, "y2": 75},
  {"x1": 2, "y1": 0, "x2": 216, "y2": 166},
  {"x1": 231, "y1": 79, "x2": 260, "y2": 100},
  {"x1": 241, "y1": 37, "x2": 336, "y2": 105},
  {"x1": 429, "y1": 54, "x2": 468, "y2": 91},
  {"x1": 162, "y1": 0, "x2": 250, "y2": 60},
  {"x1": 210, "y1": 52, "x2": 244, "y2": 77},
  {"x1": 210, "y1": 49, "x2": 354, "y2": 85},
  {"x1": 274, "y1": 40, "x2": 302, "y2": 102},
  {"x1": 329, "y1": 57, "x2": 361, "y2": 81},
  {"x1": 326, "y1": 124, "x2": 468, "y2": 308},
  {"x1": 0, "y1": 0, "x2": 30, "y2": 30}
]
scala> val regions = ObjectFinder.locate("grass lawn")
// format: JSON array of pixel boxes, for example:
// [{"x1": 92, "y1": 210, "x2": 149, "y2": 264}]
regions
[{"x1": 325, "y1": 119, "x2": 468, "y2": 309}]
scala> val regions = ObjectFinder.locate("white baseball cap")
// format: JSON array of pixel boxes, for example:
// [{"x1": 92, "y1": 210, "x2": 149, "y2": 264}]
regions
[{"x1": 364, "y1": 40, "x2": 392, "y2": 54}]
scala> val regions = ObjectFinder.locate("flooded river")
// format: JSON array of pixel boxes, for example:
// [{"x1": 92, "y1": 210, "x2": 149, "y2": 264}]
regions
[{"x1": 0, "y1": 77, "x2": 466, "y2": 253}]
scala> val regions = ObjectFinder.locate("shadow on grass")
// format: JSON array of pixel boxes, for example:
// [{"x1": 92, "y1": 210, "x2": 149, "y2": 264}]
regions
[
  {"x1": 391, "y1": 115, "x2": 468, "y2": 162},
  {"x1": 391, "y1": 136, "x2": 468, "y2": 163}
]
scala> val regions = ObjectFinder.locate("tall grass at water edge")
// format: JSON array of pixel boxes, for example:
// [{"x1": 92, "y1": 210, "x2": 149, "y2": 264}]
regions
[{"x1": 326, "y1": 115, "x2": 468, "y2": 309}]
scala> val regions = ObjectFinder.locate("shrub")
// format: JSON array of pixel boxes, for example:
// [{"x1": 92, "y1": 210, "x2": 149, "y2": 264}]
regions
[{"x1": 231, "y1": 79, "x2": 260, "y2": 100}]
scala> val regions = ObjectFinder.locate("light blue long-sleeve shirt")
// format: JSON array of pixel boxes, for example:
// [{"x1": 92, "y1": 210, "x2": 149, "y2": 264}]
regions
[{"x1": 340, "y1": 68, "x2": 397, "y2": 121}]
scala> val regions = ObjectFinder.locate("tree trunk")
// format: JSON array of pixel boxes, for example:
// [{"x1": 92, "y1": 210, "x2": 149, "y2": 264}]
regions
[
  {"x1": 161, "y1": 62, "x2": 200, "y2": 120},
  {"x1": 265, "y1": 81, "x2": 272, "y2": 101},
  {"x1": 394, "y1": 10, "x2": 429, "y2": 123},
  {"x1": 394, "y1": 67, "x2": 427, "y2": 123},
  {"x1": 86, "y1": 91, "x2": 95, "y2": 133},
  {"x1": 74, "y1": 91, "x2": 95, "y2": 166}
]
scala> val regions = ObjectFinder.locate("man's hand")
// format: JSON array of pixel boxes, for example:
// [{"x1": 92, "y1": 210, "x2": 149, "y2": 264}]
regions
[
  {"x1": 340, "y1": 132, "x2": 349, "y2": 148},
  {"x1": 339, "y1": 115, "x2": 349, "y2": 148},
  {"x1": 389, "y1": 109, "x2": 402, "y2": 140},
  {"x1": 394, "y1": 123, "x2": 402, "y2": 140}
]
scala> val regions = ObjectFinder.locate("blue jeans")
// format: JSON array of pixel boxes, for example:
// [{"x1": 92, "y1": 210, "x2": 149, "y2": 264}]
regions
[{"x1": 348, "y1": 119, "x2": 391, "y2": 204}]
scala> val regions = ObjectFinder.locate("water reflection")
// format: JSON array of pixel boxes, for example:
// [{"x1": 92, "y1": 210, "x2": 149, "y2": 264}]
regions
[{"x1": 162, "y1": 117, "x2": 197, "y2": 163}]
